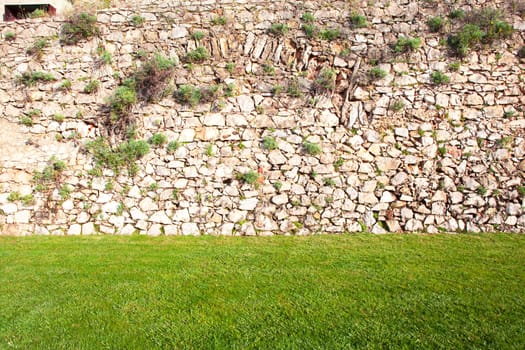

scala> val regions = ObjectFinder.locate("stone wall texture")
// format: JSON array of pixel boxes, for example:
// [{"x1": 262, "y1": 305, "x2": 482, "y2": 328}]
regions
[{"x1": 0, "y1": 0, "x2": 524, "y2": 236}]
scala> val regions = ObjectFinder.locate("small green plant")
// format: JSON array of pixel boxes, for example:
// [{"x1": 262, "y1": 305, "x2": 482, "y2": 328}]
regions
[
  {"x1": 272, "y1": 84, "x2": 284, "y2": 96},
  {"x1": 148, "y1": 182, "x2": 159, "y2": 191},
  {"x1": 175, "y1": 85, "x2": 201, "y2": 106},
  {"x1": 324, "y1": 178, "x2": 336, "y2": 187},
  {"x1": 191, "y1": 31, "x2": 205, "y2": 41},
  {"x1": 449, "y1": 9, "x2": 465, "y2": 20},
  {"x1": 226, "y1": 62, "x2": 235, "y2": 74},
  {"x1": 287, "y1": 79, "x2": 303, "y2": 98},
  {"x1": 504, "y1": 110, "x2": 515, "y2": 118},
  {"x1": 334, "y1": 157, "x2": 344, "y2": 171},
  {"x1": 393, "y1": 36, "x2": 422, "y2": 53},
  {"x1": 239, "y1": 170, "x2": 260, "y2": 185},
  {"x1": 185, "y1": 46, "x2": 209, "y2": 63},
  {"x1": 427, "y1": 16, "x2": 445, "y2": 32},
  {"x1": 447, "y1": 24, "x2": 484, "y2": 57},
  {"x1": 26, "y1": 109, "x2": 42, "y2": 118},
  {"x1": 205, "y1": 144, "x2": 214, "y2": 157},
  {"x1": 517, "y1": 185, "x2": 525, "y2": 197},
  {"x1": 53, "y1": 114, "x2": 65, "y2": 123},
  {"x1": 59, "y1": 79, "x2": 72, "y2": 91},
  {"x1": 33, "y1": 156, "x2": 66, "y2": 187},
  {"x1": 349, "y1": 14, "x2": 368, "y2": 28},
  {"x1": 132, "y1": 53, "x2": 176, "y2": 102},
  {"x1": 369, "y1": 67, "x2": 387, "y2": 80},
  {"x1": 17, "y1": 71, "x2": 56, "y2": 86},
  {"x1": 301, "y1": 13, "x2": 315, "y2": 23},
  {"x1": 269, "y1": 23, "x2": 289, "y2": 36},
  {"x1": 448, "y1": 61, "x2": 461, "y2": 71},
  {"x1": 107, "y1": 85, "x2": 137, "y2": 121},
  {"x1": 60, "y1": 12, "x2": 100, "y2": 45},
  {"x1": 83, "y1": 80, "x2": 100, "y2": 94},
  {"x1": 319, "y1": 28, "x2": 340, "y2": 41},
  {"x1": 303, "y1": 141, "x2": 321, "y2": 155},
  {"x1": 59, "y1": 184, "x2": 72, "y2": 200},
  {"x1": 273, "y1": 181, "x2": 283, "y2": 192},
  {"x1": 85, "y1": 138, "x2": 149, "y2": 176},
  {"x1": 97, "y1": 47, "x2": 112, "y2": 65},
  {"x1": 19, "y1": 116, "x2": 34, "y2": 126},
  {"x1": 301, "y1": 24, "x2": 317, "y2": 38},
  {"x1": 314, "y1": 68, "x2": 336, "y2": 92},
  {"x1": 4, "y1": 31, "x2": 15, "y2": 41},
  {"x1": 26, "y1": 38, "x2": 48, "y2": 59},
  {"x1": 167, "y1": 141, "x2": 181, "y2": 153},
  {"x1": 476, "y1": 185, "x2": 488, "y2": 196},
  {"x1": 211, "y1": 16, "x2": 227, "y2": 26},
  {"x1": 437, "y1": 145, "x2": 447, "y2": 156},
  {"x1": 389, "y1": 99, "x2": 405, "y2": 112},
  {"x1": 430, "y1": 70, "x2": 450, "y2": 84},
  {"x1": 7, "y1": 191, "x2": 21, "y2": 202},
  {"x1": 130, "y1": 15, "x2": 145, "y2": 27},
  {"x1": 29, "y1": 8, "x2": 46, "y2": 18},
  {"x1": 262, "y1": 63, "x2": 275, "y2": 75},
  {"x1": 262, "y1": 136, "x2": 278, "y2": 150},
  {"x1": 224, "y1": 83, "x2": 237, "y2": 97},
  {"x1": 149, "y1": 133, "x2": 168, "y2": 147}
]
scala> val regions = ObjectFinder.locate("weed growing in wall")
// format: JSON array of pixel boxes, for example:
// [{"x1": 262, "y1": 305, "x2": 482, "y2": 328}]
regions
[
  {"x1": 85, "y1": 138, "x2": 150, "y2": 176},
  {"x1": 393, "y1": 37, "x2": 422, "y2": 53},
  {"x1": 185, "y1": 46, "x2": 209, "y2": 63},
  {"x1": 60, "y1": 13, "x2": 100, "y2": 45},
  {"x1": 430, "y1": 70, "x2": 450, "y2": 84},
  {"x1": 17, "y1": 71, "x2": 56, "y2": 86},
  {"x1": 26, "y1": 38, "x2": 49, "y2": 60},
  {"x1": 349, "y1": 14, "x2": 368, "y2": 29},
  {"x1": 303, "y1": 141, "x2": 321, "y2": 156}
]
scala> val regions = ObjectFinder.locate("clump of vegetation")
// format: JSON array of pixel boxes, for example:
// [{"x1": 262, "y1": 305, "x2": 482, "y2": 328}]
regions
[
  {"x1": 319, "y1": 28, "x2": 340, "y2": 41},
  {"x1": 130, "y1": 14, "x2": 145, "y2": 27},
  {"x1": 17, "y1": 71, "x2": 55, "y2": 86},
  {"x1": 192, "y1": 31, "x2": 205, "y2": 41},
  {"x1": 167, "y1": 140, "x2": 181, "y2": 153},
  {"x1": 287, "y1": 79, "x2": 303, "y2": 98},
  {"x1": 60, "y1": 12, "x2": 99, "y2": 45},
  {"x1": 369, "y1": 67, "x2": 387, "y2": 80},
  {"x1": 33, "y1": 156, "x2": 66, "y2": 189},
  {"x1": 393, "y1": 36, "x2": 422, "y2": 53},
  {"x1": 449, "y1": 9, "x2": 465, "y2": 20},
  {"x1": 225, "y1": 62, "x2": 235, "y2": 74},
  {"x1": 83, "y1": 80, "x2": 100, "y2": 94},
  {"x1": 303, "y1": 141, "x2": 321, "y2": 155},
  {"x1": 389, "y1": 99, "x2": 405, "y2": 112},
  {"x1": 430, "y1": 70, "x2": 450, "y2": 84},
  {"x1": 185, "y1": 46, "x2": 209, "y2": 63},
  {"x1": 4, "y1": 32, "x2": 15, "y2": 41},
  {"x1": 238, "y1": 170, "x2": 260, "y2": 185},
  {"x1": 262, "y1": 136, "x2": 278, "y2": 150},
  {"x1": 85, "y1": 138, "x2": 150, "y2": 176},
  {"x1": 97, "y1": 46, "x2": 112, "y2": 65},
  {"x1": 301, "y1": 13, "x2": 315, "y2": 23},
  {"x1": 53, "y1": 114, "x2": 65, "y2": 122},
  {"x1": 132, "y1": 53, "x2": 176, "y2": 102},
  {"x1": 447, "y1": 8, "x2": 513, "y2": 57},
  {"x1": 106, "y1": 85, "x2": 137, "y2": 122},
  {"x1": 19, "y1": 116, "x2": 33, "y2": 126},
  {"x1": 29, "y1": 8, "x2": 46, "y2": 19},
  {"x1": 272, "y1": 84, "x2": 284, "y2": 96},
  {"x1": 149, "y1": 133, "x2": 168, "y2": 147},
  {"x1": 427, "y1": 16, "x2": 445, "y2": 32},
  {"x1": 269, "y1": 23, "x2": 289, "y2": 36},
  {"x1": 26, "y1": 38, "x2": 48, "y2": 60},
  {"x1": 313, "y1": 68, "x2": 336, "y2": 92},
  {"x1": 175, "y1": 85, "x2": 202, "y2": 106},
  {"x1": 301, "y1": 24, "x2": 317, "y2": 38},
  {"x1": 211, "y1": 16, "x2": 227, "y2": 26},
  {"x1": 262, "y1": 63, "x2": 275, "y2": 75},
  {"x1": 448, "y1": 61, "x2": 461, "y2": 71},
  {"x1": 224, "y1": 83, "x2": 237, "y2": 97},
  {"x1": 349, "y1": 14, "x2": 368, "y2": 28}
]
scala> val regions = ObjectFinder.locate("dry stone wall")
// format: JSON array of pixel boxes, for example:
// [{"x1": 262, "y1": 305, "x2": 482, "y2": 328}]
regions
[{"x1": 0, "y1": 0, "x2": 524, "y2": 236}]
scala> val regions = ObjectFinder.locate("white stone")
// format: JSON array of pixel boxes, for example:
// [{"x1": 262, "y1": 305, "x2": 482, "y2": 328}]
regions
[
  {"x1": 1, "y1": 203, "x2": 17, "y2": 214},
  {"x1": 96, "y1": 193, "x2": 113, "y2": 204},
  {"x1": 380, "y1": 191, "x2": 396, "y2": 203},
  {"x1": 148, "y1": 224, "x2": 163, "y2": 236},
  {"x1": 120, "y1": 224, "x2": 136, "y2": 235},
  {"x1": 82, "y1": 222, "x2": 96, "y2": 235},
  {"x1": 139, "y1": 197, "x2": 159, "y2": 212},
  {"x1": 173, "y1": 209, "x2": 190, "y2": 222},
  {"x1": 149, "y1": 211, "x2": 172, "y2": 224},
  {"x1": 171, "y1": 26, "x2": 188, "y2": 38},
  {"x1": 77, "y1": 212, "x2": 90, "y2": 224},
  {"x1": 358, "y1": 192, "x2": 378, "y2": 204},
  {"x1": 14, "y1": 210, "x2": 30, "y2": 224},
  {"x1": 237, "y1": 95, "x2": 255, "y2": 112},
  {"x1": 67, "y1": 224, "x2": 82, "y2": 236},
  {"x1": 239, "y1": 198, "x2": 258, "y2": 210},
  {"x1": 271, "y1": 194, "x2": 288, "y2": 205},
  {"x1": 182, "y1": 223, "x2": 200, "y2": 236}
]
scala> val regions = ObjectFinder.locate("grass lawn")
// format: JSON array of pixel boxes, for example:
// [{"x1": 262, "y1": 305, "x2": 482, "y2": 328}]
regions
[{"x1": 0, "y1": 234, "x2": 524, "y2": 349}]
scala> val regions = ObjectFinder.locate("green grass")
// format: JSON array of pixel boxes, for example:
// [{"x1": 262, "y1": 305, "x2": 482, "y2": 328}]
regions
[{"x1": 0, "y1": 234, "x2": 524, "y2": 349}]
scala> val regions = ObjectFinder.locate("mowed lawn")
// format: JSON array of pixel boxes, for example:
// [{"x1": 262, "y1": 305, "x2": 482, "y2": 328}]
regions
[{"x1": 0, "y1": 234, "x2": 524, "y2": 349}]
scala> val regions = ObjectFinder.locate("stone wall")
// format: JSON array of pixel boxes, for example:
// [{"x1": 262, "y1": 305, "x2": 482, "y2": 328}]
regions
[{"x1": 0, "y1": 0, "x2": 524, "y2": 236}]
